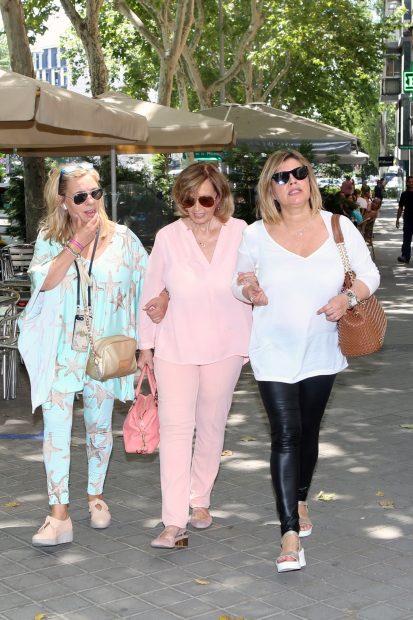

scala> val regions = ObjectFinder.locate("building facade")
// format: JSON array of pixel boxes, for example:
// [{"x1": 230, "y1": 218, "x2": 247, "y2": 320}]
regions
[{"x1": 381, "y1": 0, "x2": 412, "y2": 174}]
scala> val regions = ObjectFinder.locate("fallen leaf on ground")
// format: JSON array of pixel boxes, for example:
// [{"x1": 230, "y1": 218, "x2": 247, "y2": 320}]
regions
[
  {"x1": 221, "y1": 450, "x2": 233, "y2": 457},
  {"x1": 34, "y1": 614, "x2": 49, "y2": 620},
  {"x1": 316, "y1": 491, "x2": 336, "y2": 501},
  {"x1": 219, "y1": 616, "x2": 245, "y2": 620},
  {"x1": 375, "y1": 491, "x2": 385, "y2": 497},
  {"x1": 240, "y1": 436, "x2": 256, "y2": 442},
  {"x1": 400, "y1": 423, "x2": 413, "y2": 429},
  {"x1": 4, "y1": 501, "x2": 20, "y2": 508},
  {"x1": 379, "y1": 499, "x2": 395, "y2": 509},
  {"x1": 194, "y1": 578, "x2": 210, "y2": 585}
]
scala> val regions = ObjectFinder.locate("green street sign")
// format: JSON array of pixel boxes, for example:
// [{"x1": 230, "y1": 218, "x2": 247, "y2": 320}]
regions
[
  {"x1": 194, "y1": 152, "x2": 223, "y2": 161},
  {"x1": 403, "y1": 71, "x2": 413, "y2": 92},
  {"x1": 399, "y1": 145, "x2": 413, "y2": 150}
]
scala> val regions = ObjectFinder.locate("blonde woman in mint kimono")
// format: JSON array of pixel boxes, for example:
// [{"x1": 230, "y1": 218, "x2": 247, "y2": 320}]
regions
[{"x1": 18, "y1": 162, "x2": 151, "y2": 546}]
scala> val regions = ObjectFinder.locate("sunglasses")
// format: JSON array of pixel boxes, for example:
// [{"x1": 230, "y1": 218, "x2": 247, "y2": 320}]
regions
[
  {"x1": 272, "y1": 166, "x2": 309, "y2": 185},
  {"x1": 182, "y1": 195, "x2": 216, "y2": 209},
  {"x1": 64, "y1": 188, "x2": 103, "y2": 206}
]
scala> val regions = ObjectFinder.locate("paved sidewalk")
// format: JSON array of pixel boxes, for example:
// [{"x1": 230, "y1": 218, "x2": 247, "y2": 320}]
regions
[{"x1": 1, "y1": 199, "x2": 413, "y2": 620}]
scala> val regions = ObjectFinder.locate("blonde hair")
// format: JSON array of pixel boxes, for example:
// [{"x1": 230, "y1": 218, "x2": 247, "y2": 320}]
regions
[
  {"x1": 257, "y1": 149, "x2": 323, "y2": 224},
  {"x1": 172, "y1": 163, "x2": 234, "y2": 223},
  {"x1": 41, "y1": 163, "x2": 110, "y2": 244}
]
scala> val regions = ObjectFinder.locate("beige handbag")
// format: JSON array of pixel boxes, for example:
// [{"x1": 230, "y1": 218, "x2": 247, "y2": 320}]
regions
[
  {"x1": 85, "y1": 334, "x2": 137, "y2": 381},
  {"x1": 76, "y1": 249, "x2": 137, "y2": 381}
]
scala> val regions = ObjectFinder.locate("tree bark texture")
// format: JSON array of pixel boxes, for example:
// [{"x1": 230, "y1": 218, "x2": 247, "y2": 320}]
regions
[{"x1": 0, "y1": 0, "x2": 46, "y2": 241}]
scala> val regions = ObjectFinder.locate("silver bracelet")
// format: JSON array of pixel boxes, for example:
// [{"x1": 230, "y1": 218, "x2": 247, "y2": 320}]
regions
[{"x1": 63, "y1": 244, "x2": 80, "y2": 259}]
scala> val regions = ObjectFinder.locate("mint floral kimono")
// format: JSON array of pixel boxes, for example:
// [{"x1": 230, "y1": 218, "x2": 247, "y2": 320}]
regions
[{"x1": 18, "y1": 224, "x2": 148, "y2": 411}]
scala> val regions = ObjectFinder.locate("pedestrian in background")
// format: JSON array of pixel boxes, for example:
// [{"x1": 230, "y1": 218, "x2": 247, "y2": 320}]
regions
[
  {"x1": 18, "y1": 162, "x2": 149, "y2": 546},
  {"x1": 233, "y1": 149, "x2": 380, "y2": 573},
  {"x1": 138, "y1": 163, "x2": 252, "y2": 549},
  {"x1": 396, "y1": 175, "x2": 413, "y2": 263}
]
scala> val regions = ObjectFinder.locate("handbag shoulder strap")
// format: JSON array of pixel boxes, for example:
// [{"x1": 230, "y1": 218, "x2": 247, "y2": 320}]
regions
[
  {"x1": 135, "y1": 364, "x2": 157, "y2": 397},
  {"x1": 331, "y1": 214, "x2": 353, "y2": 285},
  {"x1": 331, "y1": 213, "x2": 344, "y2": 244}
]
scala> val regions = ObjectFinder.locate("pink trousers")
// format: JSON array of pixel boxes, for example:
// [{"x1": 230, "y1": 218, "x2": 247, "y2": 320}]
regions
[{"x1": 154, "y1": 356, "x2": 244, "y2": 528}]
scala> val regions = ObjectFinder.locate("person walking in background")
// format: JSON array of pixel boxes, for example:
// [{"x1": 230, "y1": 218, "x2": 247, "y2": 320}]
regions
[
  {"x1": 373, "y1": 178, "x2": 385, "y2": 205},
  {"x1": 340, "y1": 175, "x2": 354, "y2": 197},
  {"x1": 18, "y1": 162, "x2": 149, "y2": 546},
  {"x1": 138, "y1": 163, "x2": 252, "y2": 549},
  {"x1": 233, "y1": 149, "x2": 379, "y2": 573},
  {"x1": 396, "y1": 175, "x2": 413, "y2": 263}
]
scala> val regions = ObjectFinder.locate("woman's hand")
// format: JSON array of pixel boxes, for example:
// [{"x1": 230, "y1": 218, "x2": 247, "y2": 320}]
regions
[
  {"x1": 237, "y1": 271, "x2": 268, "y2": 306},
  {"x1": 71, "y1": 212, "x2": 100, "y2": 248},
  {"x1": 143, "y1": 290, "x2": 169, "y2": 324},
  {"x1": 242, "y1": 283, "x2": 269, "y2": 306},
  {"x1": 317, "y1": 294, "x2": 348, "y2": 322},
  {"x1": 137, "y1": 349, "x2": 154, "y2": 370}
]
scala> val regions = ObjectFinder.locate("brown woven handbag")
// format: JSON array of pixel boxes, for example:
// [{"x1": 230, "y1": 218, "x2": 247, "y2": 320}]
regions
[{"x1": 332, "y1": 214, "x2": 387, "y2": 357}]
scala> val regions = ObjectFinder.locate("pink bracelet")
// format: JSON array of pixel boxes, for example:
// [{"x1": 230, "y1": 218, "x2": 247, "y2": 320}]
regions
[{"x1": 69, "y1": 238, "x2": 84, "y2": 251}]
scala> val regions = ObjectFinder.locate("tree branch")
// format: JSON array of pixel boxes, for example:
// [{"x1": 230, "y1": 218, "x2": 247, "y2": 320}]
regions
[
  {"x1": 262, "y1": 51, "x2": 291, "y2": 101},
  {"x1": 114, "y1": 0, "x2": 162, "y2": 54}
]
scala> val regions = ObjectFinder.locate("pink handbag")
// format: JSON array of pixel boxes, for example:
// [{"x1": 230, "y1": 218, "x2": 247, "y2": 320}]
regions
[{"x1": 123, "y1": 365, "x2": 160, "y2": 454}]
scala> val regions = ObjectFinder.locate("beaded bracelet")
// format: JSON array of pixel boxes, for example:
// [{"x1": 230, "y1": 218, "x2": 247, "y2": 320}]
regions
[
  {"x1": 63, "y1": 245, "x2": 80, "y2": 259},
  {"x1": 68, "y1": 238, "x2": 84, "y2": 252}
]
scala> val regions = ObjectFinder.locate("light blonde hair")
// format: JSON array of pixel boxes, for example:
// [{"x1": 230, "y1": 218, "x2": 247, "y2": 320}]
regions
[
  {"x1": 41, "y1": 163, "x2": 110, "y2": 244},
  {"x1": 172, "y1": 163, "x2": 234, "y2": 223},
  {"x1": 257, "y1": 149, "x2": 323, "y2": 224}
]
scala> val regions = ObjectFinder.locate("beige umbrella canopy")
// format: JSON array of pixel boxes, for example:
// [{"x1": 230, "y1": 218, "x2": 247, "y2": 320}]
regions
[
  {"x1": 99, "y1": 93, "x2": 235, "y2": 153},
  {"x1": 0, "y1": 70, "x2": 148, "y2": 151},
  {"x1": 315, "y1": 151, "x2": 369, "y2": 165},
  {"x1": 199, "y1": 103, "x2": 358, "y2": 154}
]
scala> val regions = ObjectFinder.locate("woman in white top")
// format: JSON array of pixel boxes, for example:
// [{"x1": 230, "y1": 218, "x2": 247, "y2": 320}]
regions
[{"x1": 233, "y1": 150, "x2": 380, "y2": 573}]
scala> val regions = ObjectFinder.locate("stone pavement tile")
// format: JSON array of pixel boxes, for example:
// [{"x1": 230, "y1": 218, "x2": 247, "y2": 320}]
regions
[
  {"x1": 322, "y1": 589, "x2": 378, "y2": 613},
  {"x1": 81, "y1": 584, "x2": 137, "y2": 605},
  {"x1": 259, "y1": 589, "x2": 318, "y2": 611},
  {"x1": 291, "y1": 603, "x2": 351, "y2": 620},
  {"x1": 139, "y1": 586, "x2": 192, "y2": 607},
  {"x1": 388, "y1": 591, "x2": 413, "y2": 612},
  {"x1": 357, "y1": 602, "x2": 411, "y2": 620},
  {"x1": 101, "y1": 595, "x2": 154, "y2": 617},
  {"x1": 164, "y1": 597, "x2": 219, "y2": 618},
  {"x1": 145, "y1": 567, "x2": 195, "y2": 587},
  {"x1": 67, "y1": 606, "x2": 118, "y2": 619},
  {"x1": 224, "y1": 599, "x2": 282, "y2": 619},
  {"x1": 44, "y1": 593, "x2": 92, "y2": 614},
  {"x1": 0, "y1": 571, "x2": 51, "y2": 592},
  {"x1": 20, "y1": 580, "x2": 72, "y2": 603},
  {"x1": 0, "y1": 593, "x2": 32, "y2": 613},
  {"x1": 353, "y1": 581, "x2": 408, "y2": 602},
  {"x1": 0, "y1": 603, "x2": 58, "y2": 620},
  {"x1": 127, "y1": 610, "x2": 181, "y2": 619},
  {"x1": 117, "y1": 575, "x2": 177, "y2": 596}
]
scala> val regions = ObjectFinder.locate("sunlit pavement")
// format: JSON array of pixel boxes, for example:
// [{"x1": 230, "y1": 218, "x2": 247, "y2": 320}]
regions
[{"x1": 1, "y1": 199, "x2": 413, "y2": 620}]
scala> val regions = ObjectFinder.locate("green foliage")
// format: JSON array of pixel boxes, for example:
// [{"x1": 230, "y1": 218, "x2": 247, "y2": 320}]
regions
[
  {"x1": 151, "y1": 155, "x2": 175, "y2": 210},
  {"x1": 0, "y1": 33, "x2": 10, "y2": 70},
  {"x1": 22, "y1": 0, "x2": 59, "y2": 44}
]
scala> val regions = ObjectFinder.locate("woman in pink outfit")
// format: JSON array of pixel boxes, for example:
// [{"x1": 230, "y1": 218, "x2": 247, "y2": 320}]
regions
[{"x1": 138, "y1": 163, "x2": 252, "y2": 548}]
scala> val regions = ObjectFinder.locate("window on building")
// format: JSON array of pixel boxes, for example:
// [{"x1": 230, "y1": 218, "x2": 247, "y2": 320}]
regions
[
  {"x1": 54, "y1": 71, "x2": 60, "y2": 86},
  {"x1": 42, "y1": 50, "x2": 48, "y2": 69},
  {"x1": 51, "y1": 47, "x2": 58, "y2": 68},
  {"x1": 385, "y1": 54, "x2": 402, "y2": 77},
  {"x1": 46, "y1": 69, "x2": 51, "y2": 83}
]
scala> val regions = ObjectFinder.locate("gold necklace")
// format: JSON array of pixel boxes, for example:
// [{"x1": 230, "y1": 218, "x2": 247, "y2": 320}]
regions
[{"x1": 188, "y1": 220, "x2": 212, "y2": 247}]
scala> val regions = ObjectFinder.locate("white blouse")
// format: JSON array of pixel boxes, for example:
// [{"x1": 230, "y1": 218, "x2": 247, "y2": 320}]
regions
[{"x1": 232, "y1": 211, "x2": 380, "y2": 383}]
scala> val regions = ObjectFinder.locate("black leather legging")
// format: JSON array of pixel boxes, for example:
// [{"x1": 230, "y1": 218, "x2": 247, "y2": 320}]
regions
[{"x1": 258, "y1": 374, "x2": 336, "y2": 535}]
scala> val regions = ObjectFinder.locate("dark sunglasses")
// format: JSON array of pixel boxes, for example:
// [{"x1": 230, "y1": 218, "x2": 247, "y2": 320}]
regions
[
  {"x1": 64, "y1": 188, "x2": 103, "y2": 206},
  {"x1": 182, "y1": 195, "x2": 216, "y2": 209},
  {"x1": 272, "y1": 166, "x2": 309, "y2": 185}
]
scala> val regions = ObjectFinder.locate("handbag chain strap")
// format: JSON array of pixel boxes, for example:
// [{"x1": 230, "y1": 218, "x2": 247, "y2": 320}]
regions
[
  {"x1": 76, "y1": 231, "x2": 100, "y2": 370},
  {"x1": 331, "y1": 214, "x2": 354, "y2": 288}
]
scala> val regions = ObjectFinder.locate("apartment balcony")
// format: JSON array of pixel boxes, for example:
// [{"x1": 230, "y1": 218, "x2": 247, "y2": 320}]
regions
[{"x1": 381, "y1": 76, "x2": 402, "y2": 102}]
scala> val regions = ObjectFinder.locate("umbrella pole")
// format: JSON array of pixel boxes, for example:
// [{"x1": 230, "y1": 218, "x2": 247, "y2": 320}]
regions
[{"x1": 110, "y1": 147, "x2": 117, "y2": 222}]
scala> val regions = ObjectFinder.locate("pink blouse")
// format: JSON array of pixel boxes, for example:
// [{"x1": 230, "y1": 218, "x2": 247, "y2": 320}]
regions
[{"x1": 138, "y1": 217, "x2": 252, "y2": 364}]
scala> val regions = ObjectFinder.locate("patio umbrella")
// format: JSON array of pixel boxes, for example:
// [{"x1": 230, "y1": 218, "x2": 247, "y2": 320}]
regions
[
  {"x1": 0, "y1": 70, "x2": 148, "y2": 151},
  {"x1": 314, "y1": 151, "x2": 369, "y2": 165},
  {"x1": 198, "y1": 103, "x2": 358, "y2": 154}
]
